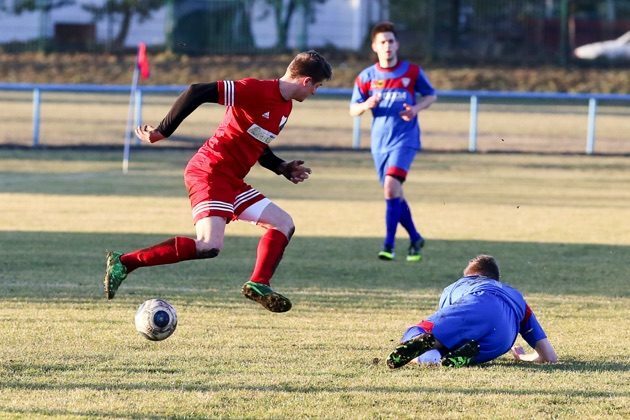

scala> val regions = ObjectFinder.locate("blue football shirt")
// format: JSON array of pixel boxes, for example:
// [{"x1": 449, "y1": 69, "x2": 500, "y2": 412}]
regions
[{"x1": 351, "y1": 60, "x2": 435, "y2": 153}]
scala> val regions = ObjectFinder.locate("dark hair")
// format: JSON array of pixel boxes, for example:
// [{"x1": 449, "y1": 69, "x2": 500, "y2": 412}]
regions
[
  {"x1": 370, "y1": 21, "x2": 397, "y2": 42},
  {"x1": 287, "y1": 50, "x2": 332, "y2": 83},
  {"x1": 465, "y1": 255, "x2": 500, "y2": 280}
]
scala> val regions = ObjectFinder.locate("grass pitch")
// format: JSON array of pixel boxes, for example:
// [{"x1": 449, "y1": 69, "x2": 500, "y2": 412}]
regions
[{"x1": 0, "y1": 148, "x2": 629, "y2": 418}]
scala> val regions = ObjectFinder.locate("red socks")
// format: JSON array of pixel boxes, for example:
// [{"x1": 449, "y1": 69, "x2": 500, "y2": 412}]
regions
[
  {"x1": 121, "y1": 236, "x2": 197, "y2": 273},
  {"x1": 250, "y1": 229, "x2": 289, "y2": 285},
  {"x1": 119, "y1": 230, "x2": 289, "y2": 285}
]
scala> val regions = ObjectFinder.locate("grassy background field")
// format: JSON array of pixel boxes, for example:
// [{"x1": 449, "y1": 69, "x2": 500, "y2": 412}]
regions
[{"x1": 1, "y1": 148, "x2": 629, "y2": 418}]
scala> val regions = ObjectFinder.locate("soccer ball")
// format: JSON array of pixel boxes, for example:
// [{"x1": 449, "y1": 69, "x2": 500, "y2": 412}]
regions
[{"x1": 134, "y1": 298, "x2": 177, "y2": 341}]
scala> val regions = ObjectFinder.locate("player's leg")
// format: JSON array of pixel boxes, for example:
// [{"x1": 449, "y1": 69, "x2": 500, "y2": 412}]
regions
[
  {"x1": 104, "y1": 236, "x2": 199, "y2": 300},
  {"x1": 236, "y1": 194, "x2": 293, "y2": 312},
  {"x1": 387, "y1": 321, "x2": 445, "y2": 369},
  {"x1": 373, "y1": 151, "x2": 398, "y2": 260},
  {"x1": 103, "y1": 219, "x2": 224, "y2": 300},
  {"x1": 381, "y1": 174, "x2": 403, "y2": 261},
  {"x1": 387, "y1": 147, "x2": 424, "y2": 262},
  {"x1": 104, "y1": 154, "x2": 228, "y2": 300}
]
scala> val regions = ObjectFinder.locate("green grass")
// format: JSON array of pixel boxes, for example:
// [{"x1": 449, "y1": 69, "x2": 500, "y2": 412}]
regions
[{"x1": 0, "y1": 148, "x2": 629, "y2": 418}]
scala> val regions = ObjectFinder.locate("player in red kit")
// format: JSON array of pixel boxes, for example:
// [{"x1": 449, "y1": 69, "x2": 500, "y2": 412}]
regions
[{"x1": 103, "y1": 51, "x2": 332, "y2": 312}]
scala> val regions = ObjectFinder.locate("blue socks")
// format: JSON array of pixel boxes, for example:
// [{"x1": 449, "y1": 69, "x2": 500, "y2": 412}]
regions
[
  {"x1": 384, "y1": 198, "x2": 402, "y2": 249},
  {"x1": 384, "y1": 198, "x2": 422, "y2": 249},
  {"x1": 399, "y1": 199, "x2": 422, "y2": 243}
]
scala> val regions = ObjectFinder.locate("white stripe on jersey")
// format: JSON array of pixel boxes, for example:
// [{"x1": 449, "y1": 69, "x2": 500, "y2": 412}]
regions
[
  {"x1": 224, "y1": 80, "x2": 234, "y2": 106},
  {"x1": 234, "y1": 189, "x2": 261, "y2": 208}
]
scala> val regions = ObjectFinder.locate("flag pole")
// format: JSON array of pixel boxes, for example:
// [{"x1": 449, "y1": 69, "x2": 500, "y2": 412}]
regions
[{"x1": 122, "y1": 64, "x2": 139, "y2": 174}]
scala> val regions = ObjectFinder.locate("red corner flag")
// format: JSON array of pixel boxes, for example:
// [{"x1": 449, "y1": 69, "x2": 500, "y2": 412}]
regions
[{"x1": 137, "y1": 42, "x2": 150, "y2": 79}]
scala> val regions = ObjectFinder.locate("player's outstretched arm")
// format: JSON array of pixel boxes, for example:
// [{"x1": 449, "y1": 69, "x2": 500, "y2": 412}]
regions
[
  {"x1": 349, "y1": 94, "x2": 381, "y2": 117},
  {"x1": 511, "y1": 338, "x2": 558, "y2": 364}
]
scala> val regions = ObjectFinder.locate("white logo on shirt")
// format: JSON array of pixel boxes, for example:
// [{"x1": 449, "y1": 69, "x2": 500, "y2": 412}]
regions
[
  {"x1": 247, "y1": 124, "x2": 277, "y2": 144},
  {"x1": 402, "y1": 77, "x2": 410, "y2": 87},
  {"x1": 262, "y1": 111, "x2": 270, "y2": 119}
]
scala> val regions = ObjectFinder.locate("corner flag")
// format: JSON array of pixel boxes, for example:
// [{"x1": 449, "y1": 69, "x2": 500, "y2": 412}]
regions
[
  {"x1": 123, "y1": 42, "x2": 150, "y2": 173},
  {"x1": 137, "y1": 42, "x2": 150, "y2": 79}
]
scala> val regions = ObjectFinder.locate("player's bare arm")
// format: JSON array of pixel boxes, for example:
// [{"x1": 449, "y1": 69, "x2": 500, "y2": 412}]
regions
[
  {"x1": 511, "y1": 338, "x2": 558, "y2": 364},
  {"x1": 134, "y1": 82, "x2": 220, "y2": 143},
  {"x1": 349, "y1": 94, "x2": 381, "y2": 117}
]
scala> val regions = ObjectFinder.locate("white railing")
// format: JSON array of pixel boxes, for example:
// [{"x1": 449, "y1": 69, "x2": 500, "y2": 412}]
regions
[{"x1": 1, "y1": 83, "x2": 629, "y2": 154}]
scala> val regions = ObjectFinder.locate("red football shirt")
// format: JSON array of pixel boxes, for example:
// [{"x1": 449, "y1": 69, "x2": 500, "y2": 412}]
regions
[{"x1": 199, "y1": 78, "x2": 293, "y2": 179}]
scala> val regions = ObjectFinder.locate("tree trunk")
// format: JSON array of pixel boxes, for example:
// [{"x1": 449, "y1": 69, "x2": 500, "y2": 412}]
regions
[{"x1": 113, "y1": 6, "x2": 132, "y2": 50}]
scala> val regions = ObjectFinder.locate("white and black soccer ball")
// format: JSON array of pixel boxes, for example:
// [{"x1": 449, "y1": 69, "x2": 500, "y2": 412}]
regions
[{"x1": 134, "y1": 298, "x2": 177, "y2": 341}]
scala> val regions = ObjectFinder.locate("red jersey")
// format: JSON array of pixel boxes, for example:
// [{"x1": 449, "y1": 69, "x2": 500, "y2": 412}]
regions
[{"x1": 199, "y1": 78, "x2": 293, "y2": 179}]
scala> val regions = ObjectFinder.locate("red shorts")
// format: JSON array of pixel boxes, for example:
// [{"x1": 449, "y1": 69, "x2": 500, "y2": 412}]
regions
[{"x1": 184, "y1": 151, "x2": 265, "y2": 223}]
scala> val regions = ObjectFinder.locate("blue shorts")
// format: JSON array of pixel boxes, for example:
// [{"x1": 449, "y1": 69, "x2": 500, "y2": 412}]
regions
[
  {"x1": 403, "y1": 293, "x2": 520, "y2": 364},
  {"x1": 372, "y1": 147, "x2": 417, "y2": 185}
]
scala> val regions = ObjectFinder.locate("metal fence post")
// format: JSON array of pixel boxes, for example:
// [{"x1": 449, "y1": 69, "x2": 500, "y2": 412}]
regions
[
  {"x1": 468, "y1": 95, "x2": 478, "y2": 153},
  {"x1": 352, "y1": 116, "x2": 361, "y2": 149},
  {"x1": 32, "y1": 88, "x2": 41, "y2": 147},
  {"x1": 586, "y1": 97, "x2": 597, "y2": 155}
]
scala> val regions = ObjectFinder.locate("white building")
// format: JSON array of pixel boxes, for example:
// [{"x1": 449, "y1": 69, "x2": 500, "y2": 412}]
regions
[{"x1": 0, "y1": 0, "x2": 387, "y2": 51}]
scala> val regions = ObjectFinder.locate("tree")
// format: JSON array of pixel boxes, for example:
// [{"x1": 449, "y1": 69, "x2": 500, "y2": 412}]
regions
[
  {"x1": 259, "y1": 0, "x2": 328, "y2": 50},
  {"x1": 82, "y1": 0, "x2": 166, "y2": 51}
]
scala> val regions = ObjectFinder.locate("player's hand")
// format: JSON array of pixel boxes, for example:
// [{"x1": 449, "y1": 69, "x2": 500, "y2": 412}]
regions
[
  {"x1": 399, "y1": 103, "x2": 419, "y2": 121},
  {"x1": 279, "y1": 160, "x2": 312, "y2": 184},
  {"x1": 510, "y1": 345, "x2": 526, "y2": 361},
  {"x1": 135, "y1": 124, "x2": 165, "y2": 144},
  {"x1": 364, "y1": 93, "x2": 381, "y2": 110}
]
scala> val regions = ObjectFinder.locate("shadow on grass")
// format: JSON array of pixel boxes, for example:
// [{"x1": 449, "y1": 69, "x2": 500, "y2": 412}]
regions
[
  {"x1": 2, "y1": 376, "x2": 628, "y2": 398},
  {"x1": 1, "y1": 231, "x2": 628, "y2": 299}
]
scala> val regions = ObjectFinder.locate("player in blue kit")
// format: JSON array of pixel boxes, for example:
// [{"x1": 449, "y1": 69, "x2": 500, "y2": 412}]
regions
[
  {"x1": 350, "y1": 21, "x2": 437, "y2": 262},
  {"x1": 387, "y1": 255, "x2": 558, "y2": 368}
]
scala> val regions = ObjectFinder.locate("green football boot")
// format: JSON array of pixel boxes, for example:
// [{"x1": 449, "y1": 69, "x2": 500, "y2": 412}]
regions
[
  {"x1": 378, "y1": 246, "x2": 395, "y2": 261},
  {"x1": 406, "y1": 238, "x2": 425, "y2": 262},
  {"x1": 386, "y1": 333, "x2": 436, "y2": 369},
  {"x1": 241, "y1": 281, "x2": 292, "y2": 313},
  {"x1": 104, "y1": 251, "x2": 127, "y2": 300},
  {"x1": 441, "y1": 340, "x2": 480, "y2": 368}
]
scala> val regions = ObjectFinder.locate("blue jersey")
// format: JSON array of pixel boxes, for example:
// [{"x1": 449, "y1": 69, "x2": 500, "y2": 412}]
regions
[
  {"x1": 438, "y1": 276, "x2": 546, "y2": 349},
  {"x1": 350, "y1": 60, "x2": 435, "y2": 153}
]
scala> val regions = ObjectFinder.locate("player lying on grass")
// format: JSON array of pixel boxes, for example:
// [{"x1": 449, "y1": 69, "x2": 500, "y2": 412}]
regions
[
  {"x1": 387, "y1": 255, "x2": 558, "y2": 368},
  {"x1": 103, "y1": 50, "x2": 332, "y2": 313}
]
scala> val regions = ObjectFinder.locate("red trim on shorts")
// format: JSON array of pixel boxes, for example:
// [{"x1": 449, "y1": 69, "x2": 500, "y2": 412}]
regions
[
  {"x1": 386, "y1": 166, "x2": 408, "y2": 181},
  {"x1": 417, "y1": 320, "x2": 434, "y2": 334}
]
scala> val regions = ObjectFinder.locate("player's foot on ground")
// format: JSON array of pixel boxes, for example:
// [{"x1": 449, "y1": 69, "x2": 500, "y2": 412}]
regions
[
  {"x1": 406, "y1": 238, "x2": 425, "y2": 262},
  {"x1": 378, "y1": 246, "x2": 395, "y2": 261},
  {"x1": 104, "y1": 251, "x2": 127, "y2": 300},
  {"x1": 387, "y1": 333, "x2": 436, "y2": 369},
  {"x1": 441, "y1": 340, "x2": 480, "y2": 368},
  {"x1": 241, "y1": 281, "x2": 292, "y2": 313}
]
